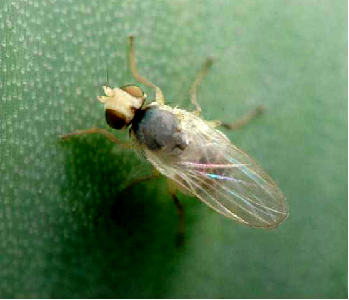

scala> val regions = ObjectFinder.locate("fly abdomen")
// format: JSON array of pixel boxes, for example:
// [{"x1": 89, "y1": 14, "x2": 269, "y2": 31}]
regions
[{"x1": 132, "y1": 106, "x2": 188, "y2": 155}]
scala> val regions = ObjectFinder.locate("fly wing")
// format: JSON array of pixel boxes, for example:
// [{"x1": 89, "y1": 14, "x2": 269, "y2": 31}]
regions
[{"x1": 137, "y1": 107, "x2": 289, "y2": 228}]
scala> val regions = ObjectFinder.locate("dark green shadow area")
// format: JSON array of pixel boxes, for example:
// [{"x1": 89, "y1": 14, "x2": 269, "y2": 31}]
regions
[{"x1": 49, "y1": 138, "x2": 183, "y2": 298}]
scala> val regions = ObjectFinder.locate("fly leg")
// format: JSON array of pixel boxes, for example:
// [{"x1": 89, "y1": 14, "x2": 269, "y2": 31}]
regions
[
  {"x1": 167, "y1": 179, "x2": 186, "y2": 247},
  {"x1": 190, "y1": 57, "x2": 214, "y2": 115},
  {"x1": 204, "y1": 105, "x2": 264, "y2": 129},
  {"x1": 121, "y1": 168, "x2": 161, "y2": 194},
  {"x1": 220, "y1": 105, "x2": 265, "y2": 130},
  {"x1": 59, "y1": 128, "x2": 132, "y2": 149},
  {"x1": 128, "y1": 36, "x2": 165, "y2": 105},
  {"x1": 189, "y1": 56, "x2": 264, "y2": 129}
]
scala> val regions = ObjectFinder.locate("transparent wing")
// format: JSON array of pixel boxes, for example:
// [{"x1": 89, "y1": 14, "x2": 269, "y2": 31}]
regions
[{"x1": 135, "y1": 106, "x2": 289, "y2": 228}]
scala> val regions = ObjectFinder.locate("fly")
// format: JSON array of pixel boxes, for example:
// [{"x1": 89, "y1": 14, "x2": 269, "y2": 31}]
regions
[{"x1": 61, "y1": 36, "x2": 289, "y2": 244}]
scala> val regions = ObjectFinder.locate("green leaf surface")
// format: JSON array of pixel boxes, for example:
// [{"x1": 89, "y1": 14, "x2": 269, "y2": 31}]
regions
[{"x1": 0, "y1": 0, "x2": 347, "y2": 298}]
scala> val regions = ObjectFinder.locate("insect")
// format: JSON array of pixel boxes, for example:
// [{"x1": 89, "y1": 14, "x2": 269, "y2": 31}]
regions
[{"x1": 61, "y1": 36, "x2": 288, "y2": 242}]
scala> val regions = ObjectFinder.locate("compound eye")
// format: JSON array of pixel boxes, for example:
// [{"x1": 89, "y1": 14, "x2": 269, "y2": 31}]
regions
[
  {"x1": 105, "y1": 109, "x2": 127, "y2": 130},
  {"x1": 120, "y1": 85, "x2": 145, "y2": 99}
]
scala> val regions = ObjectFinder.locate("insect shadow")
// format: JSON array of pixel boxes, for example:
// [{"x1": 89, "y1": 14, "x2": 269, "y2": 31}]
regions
[
  {"x1": 60, "y1": 136, "x2": 180, "y2": 245},
  {"x1": 56, "y1": 141, "x2": 188, "y2": 297}
]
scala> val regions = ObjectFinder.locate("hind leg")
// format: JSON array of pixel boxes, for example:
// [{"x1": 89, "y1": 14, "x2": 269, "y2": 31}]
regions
[
  {"x1": 220, "y1": 105, "x2": 265, "y2": 130},
  {"x1": 204, "y1": 105, "x2": 264, "y2": 130},
  {"x1": 121, "y1": 168, "x2": 161, "y2": 194},
  {"x1": 167, "y1": 179, "x2": 186, "y2": 247}
]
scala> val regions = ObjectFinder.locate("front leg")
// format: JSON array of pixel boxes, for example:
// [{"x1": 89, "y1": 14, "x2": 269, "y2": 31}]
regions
[
  {"x1": 128, "y1": 36, "x2": 165, "y2": 105},
  {"x1": 59, "y1": 127, "x2": 132, "y2": 149}
]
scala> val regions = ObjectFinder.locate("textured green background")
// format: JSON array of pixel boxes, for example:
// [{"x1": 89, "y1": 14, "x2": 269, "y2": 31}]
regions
[{"x1": 0, "y1": 0, "x2": 347, "y2": 298}]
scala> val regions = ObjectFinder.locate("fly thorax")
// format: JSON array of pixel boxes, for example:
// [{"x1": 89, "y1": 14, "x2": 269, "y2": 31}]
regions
[{"x1": 132, "y1": 106, "x2": 189, "y2": 156}]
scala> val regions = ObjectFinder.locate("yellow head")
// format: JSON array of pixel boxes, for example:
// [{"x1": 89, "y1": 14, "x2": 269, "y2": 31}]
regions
[{"x1": 98, "y1": 85, "x2": 146, "y2": 129}]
